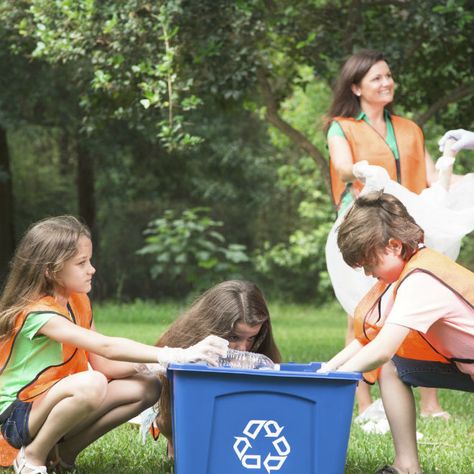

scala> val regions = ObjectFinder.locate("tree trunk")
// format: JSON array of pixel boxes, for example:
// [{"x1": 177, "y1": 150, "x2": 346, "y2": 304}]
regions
[
  {"x1": 256, "y1": 68, "x2": 332, "y2": 195},
  {"x1": 0, "y1": 126, "x2": 15, "y2": 284},
  {"x1": 415, "y1": 83, "x2": 474, "y2": 127},
  {"x1": 76, "y1": 139, "x2": 97, "y2": 240}
]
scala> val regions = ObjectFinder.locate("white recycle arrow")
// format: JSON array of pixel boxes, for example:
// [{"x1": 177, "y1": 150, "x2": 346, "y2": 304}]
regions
[
  {"x1": 243, "y1": 420, "x2": 266, "y2": 439},
  {"x1": 263, "y1": 454, "x2": 287, "y2": 473},
  {"x1": 242, "y1": 454, "x2": 262, "y2": 469},
  {"x1": 263, "y1": 420, "x2": 284, "y2": 437},
  {"x1": 273, "y1": 436, "x2": 291, "y2": 456},
  {"x1": 233, "y1": 419, "x2": 291, "y2": 472},
  {"x1": 233, "y1": 436, "x2": 252, "y2": 460}
]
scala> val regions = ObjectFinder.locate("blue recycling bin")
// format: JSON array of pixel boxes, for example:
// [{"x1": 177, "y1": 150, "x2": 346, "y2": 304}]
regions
[{"x1": 168, "y1": 362, "x2": 361, "y2": 474}]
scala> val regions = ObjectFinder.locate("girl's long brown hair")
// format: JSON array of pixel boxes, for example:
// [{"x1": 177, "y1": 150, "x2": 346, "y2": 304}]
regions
[
  {"x1": 155, "y1": 280, "x2": 281, "y2": 441},
  {"x1": 0, "y1": 216, "x2": 91, "y2": 339}
]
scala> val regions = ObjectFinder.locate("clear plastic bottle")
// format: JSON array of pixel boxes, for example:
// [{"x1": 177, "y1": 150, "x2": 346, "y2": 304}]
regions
[{"x1": 218, "y1": 349, "x2": 279, "y2": 370}]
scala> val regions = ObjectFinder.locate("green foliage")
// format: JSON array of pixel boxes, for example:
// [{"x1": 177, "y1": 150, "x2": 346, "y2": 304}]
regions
[
  {"x1": 8, "y1": 126, "x2": 77, "y2": 231},
  {"x1": 254, "y1": 159, "x2": 334, "y2": 301},
  {"x1": 4, "y1": 0, "x2": 204, "y2": 149},
  {"x1": 1, "y1": 0, "x2": 473, "y2": 301},
  {"x1": 254, "y1": 76, "x2": 335, "y2": 302},
  {"x1": 138, "y1": 207, "x2": 250, "y2": 293}
]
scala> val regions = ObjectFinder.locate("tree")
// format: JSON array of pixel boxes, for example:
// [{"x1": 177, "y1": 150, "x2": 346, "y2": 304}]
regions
[
  {"x1": 3, "y1": 1, "x2": 472, "y2": 180},
  {"x1": 0, "y1": 125, "x2": 14, "y2": 280},
  {"x1": 0, "y1": 0, "x2": 472, "y2": 298}
]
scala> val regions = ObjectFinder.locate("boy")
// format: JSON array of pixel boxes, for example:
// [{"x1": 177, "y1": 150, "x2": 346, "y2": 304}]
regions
[{"x1": 323, "y1": 191, "x2": 474, "y2": 474}]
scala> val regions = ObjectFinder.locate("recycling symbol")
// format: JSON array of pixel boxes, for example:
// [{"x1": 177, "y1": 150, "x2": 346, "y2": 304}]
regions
[{"x1": 233, "y1": 419, "x2": 291, "y2": 473}]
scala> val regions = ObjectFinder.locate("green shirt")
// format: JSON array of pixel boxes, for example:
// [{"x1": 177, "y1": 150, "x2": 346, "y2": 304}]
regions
[
  {"x1": 327, "y1": 109, "x2": 399, "y2": 212},
  {"x1": 0, "y1": 312, "x2": 61, "y2": 414}
]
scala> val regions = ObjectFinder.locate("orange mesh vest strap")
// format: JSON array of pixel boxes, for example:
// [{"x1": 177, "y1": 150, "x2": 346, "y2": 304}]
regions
[
  {"x1": 354, "y1": 248, "x2": 474, "y2": 383},
  {"x1": 353, "y1": 281, "x2": 390, "y2": 384},
  {"x1": 393, "y1": 248, "x2": 474, "y2": 362},
  {"x1": 0, "y1": 293, "x2": 92, "y2": 402},
  {"x1": 353, "y1": 281, "x2": 390, "y2": 346},
  {"x1": 394, "y1": 248, "x2": 474, "y2": 304},
  {"x1": 0, "y1": 432, "x2": 17, "y2": 467},
  {"x1": 330, "y1": 115, "x2": 427, "y2": 206}
]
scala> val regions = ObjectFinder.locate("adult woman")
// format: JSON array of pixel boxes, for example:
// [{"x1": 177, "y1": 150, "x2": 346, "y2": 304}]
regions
[
  {"x1": 154, "y1": 280, "x2": 281, "y2": 456},
  {"x1": 324, "y1": 49, "x2": 444, "y2": 418}
]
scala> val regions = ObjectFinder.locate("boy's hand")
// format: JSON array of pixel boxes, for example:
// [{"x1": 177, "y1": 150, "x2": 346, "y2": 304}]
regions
[
  {"x1": 439, "y1": 129, "x2": 474, "y2": 153},
  {"x1": 316, "y1": 362, "x2": 330, "y2": 374}
]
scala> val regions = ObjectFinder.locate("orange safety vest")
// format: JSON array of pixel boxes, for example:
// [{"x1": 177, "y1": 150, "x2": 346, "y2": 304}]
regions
[
  {"x1": 330, "y1": 115, "x2": 427, "y2": 207},
  {"x1": 354, "y1": 248, "x2": 474, "y2": 384},
  {"x1": 0, "y1": 293, "x2": 92, "y2": 467}
]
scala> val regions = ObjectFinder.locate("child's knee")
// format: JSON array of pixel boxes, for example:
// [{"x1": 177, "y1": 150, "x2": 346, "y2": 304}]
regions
[
  {"x1": 74, "y1": 371, "x2": 109, "y2": 408},
  {"x1": 137, "y1": 376, "x2": 162, "y2": 407},
  {"x1": 379, "y1": 360, "x2": 400, "y2": 383}
]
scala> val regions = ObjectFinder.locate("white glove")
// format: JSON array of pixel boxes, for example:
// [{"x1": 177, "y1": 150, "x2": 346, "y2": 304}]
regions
[
  {"x1": 438, "y1": 129, "x2": 474, "y2": 153},
  {"x1": 136, "y1": 362, "x2": 167, "y2": 376},
  {"x1": 353, "y1": 160, "x2": 390, "y2": 193},
  {"x1": 156, "y1": 335, "x2": 229, "y2": 367}
]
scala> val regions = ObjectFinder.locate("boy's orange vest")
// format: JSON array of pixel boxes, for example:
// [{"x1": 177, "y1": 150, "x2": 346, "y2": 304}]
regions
[
  {"x1": 354, "y1": 248, "x2": 474, "y2": 384},
  {"x1": 330, "y1": 115, "x2": 427, "y2": 207},
  {"x1": 0, "y1": 293, "x2": 92, "y2": 466}
]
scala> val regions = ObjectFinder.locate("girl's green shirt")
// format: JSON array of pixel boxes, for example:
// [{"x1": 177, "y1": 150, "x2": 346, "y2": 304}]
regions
[{"x1": 0, "y1": 312, "x2": 61, "y2": 415}]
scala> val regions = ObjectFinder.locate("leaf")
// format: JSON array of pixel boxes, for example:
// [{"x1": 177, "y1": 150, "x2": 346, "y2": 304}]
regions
[{"x1": 140, "y1": 99, "x2": 151, "y2": 109}]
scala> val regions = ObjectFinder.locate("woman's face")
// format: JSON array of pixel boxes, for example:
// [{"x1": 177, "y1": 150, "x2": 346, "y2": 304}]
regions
[
  {"x1": 227, "y1": 321, "x2": 263, "y2": 351},
  {"x1": 352, "y1": 60, "x2": 395, "y2": 107}
]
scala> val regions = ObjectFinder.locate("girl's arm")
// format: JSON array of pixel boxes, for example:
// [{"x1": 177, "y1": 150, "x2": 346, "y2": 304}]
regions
[
  {"x1": 338, "y1": 324, "x2": 409, "y2": 372},
  {"x1": 38, "y1": 315, "x2": 227, "y2": 365},
  {"x1": 88, "y1": 353, "x2": 137, "y2": 379},
  {"x1": 87, "y1": 322, "x2": 139, "y2": 378},
  {"x1": 324, "y1": 339, "x2": 364, "y2": 371},
  {"x1": 328, "y1": 135, "x2": 355, "y2": 183}
]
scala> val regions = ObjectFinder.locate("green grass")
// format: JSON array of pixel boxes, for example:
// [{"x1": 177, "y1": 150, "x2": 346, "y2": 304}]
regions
[{"x1": 2, "y1": 300, "x2": 473, "y2": 473}]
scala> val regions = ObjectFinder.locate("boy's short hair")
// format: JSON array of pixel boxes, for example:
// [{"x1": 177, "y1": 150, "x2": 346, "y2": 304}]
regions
[{"x1": 337, "y1": 191, "x2": 424, "y2": 268}]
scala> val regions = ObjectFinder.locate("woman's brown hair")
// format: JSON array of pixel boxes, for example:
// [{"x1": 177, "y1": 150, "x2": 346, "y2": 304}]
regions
[
  {"x1": 154, "y1": 280, "x2": 281, "y2": 442},
  {"x1": 324, "y1": 49, "x2": 392, "y2": 131}
]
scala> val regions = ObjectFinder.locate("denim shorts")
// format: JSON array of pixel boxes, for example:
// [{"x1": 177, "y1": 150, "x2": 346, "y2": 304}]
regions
[
  {"x1": 0, "y1": 400, "x2": 33, "y2": 449},
  {"x1": 392, "y1": 355, "x2": 474, "y2": 393}
]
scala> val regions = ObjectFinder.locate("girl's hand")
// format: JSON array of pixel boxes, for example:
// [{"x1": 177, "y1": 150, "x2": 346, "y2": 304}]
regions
[{"x1": 157, "y1": 335, "x2": 229, "y2": 367}]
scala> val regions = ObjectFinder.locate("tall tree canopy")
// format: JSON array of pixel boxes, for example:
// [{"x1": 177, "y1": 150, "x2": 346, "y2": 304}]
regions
[{"x1": 0, "y1": 0, "x2": 472, "y2": 298}]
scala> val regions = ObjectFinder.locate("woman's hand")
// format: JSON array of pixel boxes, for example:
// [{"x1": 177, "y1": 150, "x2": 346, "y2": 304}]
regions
[
  {"x1": 353, "y1": 160, "x2": 390, "y2": 193},
  {"x1": 439, "y1": 129, "x2": 474, "y2": 153}
]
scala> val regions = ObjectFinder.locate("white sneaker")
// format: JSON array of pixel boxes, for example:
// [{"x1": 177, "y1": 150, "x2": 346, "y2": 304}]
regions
[{"x1": 13, "y1": 447, "x2": 48, "y2": 474}]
